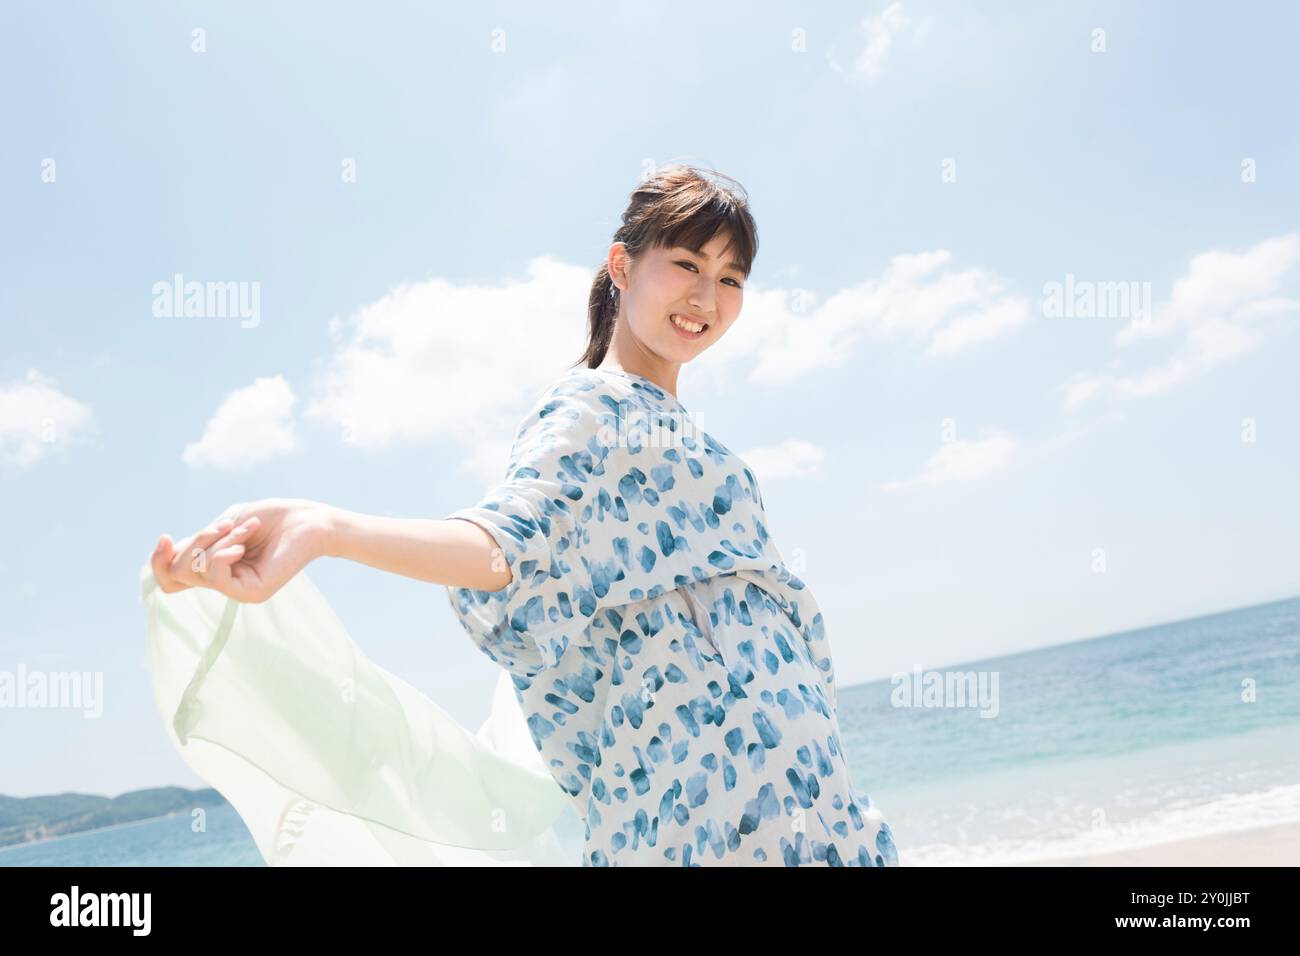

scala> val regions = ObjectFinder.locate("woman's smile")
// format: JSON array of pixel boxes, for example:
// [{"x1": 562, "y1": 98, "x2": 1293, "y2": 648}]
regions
[{"x1": 668, "y1": 312, "x2": 709, "y2": 339}]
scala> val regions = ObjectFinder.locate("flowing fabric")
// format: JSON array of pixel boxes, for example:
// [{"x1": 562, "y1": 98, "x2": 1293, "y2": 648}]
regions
[{"x1": 139, "y1": 560, "x2": 583, "y2": 866}]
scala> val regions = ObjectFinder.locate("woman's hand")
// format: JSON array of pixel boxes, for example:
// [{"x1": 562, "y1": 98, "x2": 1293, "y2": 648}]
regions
[{"x1": 150, "y1": 498, "x2": 336, "y2": 604}]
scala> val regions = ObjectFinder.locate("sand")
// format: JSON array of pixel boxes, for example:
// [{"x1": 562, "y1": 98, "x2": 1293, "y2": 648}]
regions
[{"x1": 1016, "y1": 821, "x2": 1300, "y2": 866}]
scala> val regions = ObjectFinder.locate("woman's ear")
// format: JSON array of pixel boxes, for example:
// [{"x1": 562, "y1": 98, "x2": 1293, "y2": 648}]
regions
[{"x1": 608, "y1": 243, "x2": 630, "y2": 293}]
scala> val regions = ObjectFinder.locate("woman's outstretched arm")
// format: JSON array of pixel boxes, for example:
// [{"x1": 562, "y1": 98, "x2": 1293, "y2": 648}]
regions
[
  {"x1": 150, "y1": 498, "x2": 512, "y2": 604},
  {"x1": 323, "y1": 509, "x2": 511, "y2": 592}
]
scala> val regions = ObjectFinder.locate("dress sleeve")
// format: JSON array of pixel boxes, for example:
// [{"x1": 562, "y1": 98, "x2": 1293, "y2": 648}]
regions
[{"x1": 443, "y1": 390, "x2": 619, "y2": 679}]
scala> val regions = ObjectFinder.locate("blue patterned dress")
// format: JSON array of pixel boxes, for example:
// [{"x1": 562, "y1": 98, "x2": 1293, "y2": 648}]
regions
[{"x1": 445, "y1": 366, "x2": 899, "y2": 867}]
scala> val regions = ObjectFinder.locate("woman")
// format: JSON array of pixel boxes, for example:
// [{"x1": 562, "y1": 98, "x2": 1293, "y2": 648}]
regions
[{"x1": 144, "y1": 164, "x2": 900, "y2": 867}]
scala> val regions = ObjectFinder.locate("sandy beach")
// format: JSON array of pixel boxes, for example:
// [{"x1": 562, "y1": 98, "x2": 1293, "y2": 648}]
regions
[{"x1": 1017, "y1": 822, "x2": 1300, "y2": 866}]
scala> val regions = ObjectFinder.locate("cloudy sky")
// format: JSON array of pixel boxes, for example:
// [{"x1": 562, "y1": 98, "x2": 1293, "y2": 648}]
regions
[{"x1": 3, "y1": 1, "x2": 1298, "y2": 797}]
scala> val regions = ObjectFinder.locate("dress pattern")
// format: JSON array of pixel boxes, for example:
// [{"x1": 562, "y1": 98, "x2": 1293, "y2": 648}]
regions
[{"x1": 445, "y1": 366, "x2": 899, "y2": 867}]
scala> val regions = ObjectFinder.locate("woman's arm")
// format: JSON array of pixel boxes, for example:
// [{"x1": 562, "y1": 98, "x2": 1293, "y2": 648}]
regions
[
  {"x1": 321, "y1": 509, "x2": 512, "y2": 592},
  {"x1": 152, "y1": 498, "x2": 512, "y2": 603}
]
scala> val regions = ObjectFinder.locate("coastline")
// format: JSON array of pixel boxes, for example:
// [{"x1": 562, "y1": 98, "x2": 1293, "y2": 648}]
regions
[
  {"x1": 0, "y1": 808, "x2": 196, "y2": 854},
  {"x1": 1015, "y1": 821, "x2": 1300, "y2": 867}
]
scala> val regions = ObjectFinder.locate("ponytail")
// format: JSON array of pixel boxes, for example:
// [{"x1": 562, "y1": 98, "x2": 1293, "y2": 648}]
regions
[{"x1": 576, "y1": 264, "x2": 619, "y2": 369}]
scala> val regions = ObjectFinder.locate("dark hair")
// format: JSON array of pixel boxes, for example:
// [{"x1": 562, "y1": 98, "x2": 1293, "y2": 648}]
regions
[{"x1": 575, "y1": 163, "x2": 759, "y2": 369}]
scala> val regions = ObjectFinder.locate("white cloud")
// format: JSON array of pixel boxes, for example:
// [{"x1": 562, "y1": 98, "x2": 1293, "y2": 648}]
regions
[
  {"x1": 0, "y1": 369, "x2": 94, "y2": 469},
  {"x1": 1061, "y1": 233, "x2": 1300, "y2": 410},
  {"x1": 697, "y1": 249, "x2": 1028, "y2": 385},
  {"x1": 304, "y1": 256, "x2": 596, "y2": 481},
  {"x1": 182, "y1": 376, "x2": 298, "y2": 471},
  {"x1": 855, "y1": 2, "x2": 909, "y2": 80},
  {"x1": 1116, "y1": 234, "x2": 1299, "y2": 346},
  {"x1": 928, "y1": 297, "x2": 1031, "y2": 356},
  {"x1": 829, "y1": 2, "x2": 913, "y2": 84},
  {"x1": 299, "y1": 250, "x2": 1025, "y2": 483},
  {"x1": 882, "y1": 433, "x2": 1017, "y2": 492},
  {"x1": 739, "y1": 439, "x2": 826, "y2": 481}
]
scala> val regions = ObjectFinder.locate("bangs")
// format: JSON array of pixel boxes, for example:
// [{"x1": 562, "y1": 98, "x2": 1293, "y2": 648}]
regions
[{"x1": 646, "y1": 195, "x2": 757, "y2": 278}]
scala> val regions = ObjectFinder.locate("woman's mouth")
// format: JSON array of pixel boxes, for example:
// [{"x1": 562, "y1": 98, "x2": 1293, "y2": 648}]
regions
[{"x1": 669, "y1": 313, "x2": 709, "y2": 339}]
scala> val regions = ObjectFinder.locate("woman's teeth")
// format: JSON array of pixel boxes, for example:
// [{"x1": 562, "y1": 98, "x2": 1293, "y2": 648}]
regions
[{"x1": 670, "y1": 313, "x2": 707, "y2": 334}]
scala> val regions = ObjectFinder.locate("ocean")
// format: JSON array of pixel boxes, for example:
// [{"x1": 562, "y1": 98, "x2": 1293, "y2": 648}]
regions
[
  {"x1": 0, "y1": 800, "x2": 264, "y2": 866},
  {"x1": 844, "y1": 593, "x2": 1300, "y2": 865},
  {"x1": 7, "y1": 594, "x2": 1298, "y2": 866}
]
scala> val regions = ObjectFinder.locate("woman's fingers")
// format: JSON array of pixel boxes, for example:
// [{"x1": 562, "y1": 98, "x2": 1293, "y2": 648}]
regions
[
  {"x1": 151, "y1": 534, "x2": 188, "y2": 593},
  {"x1": 167, "y1": 517, "x2": 236, "y2": 580},
  {"x1": 151, "y1": 505, "x2": 257, "y2": 597},
  {"x1": 205, "y1": 516, "x2": 261, "y2": 559},
  {"x1": 192, "y1": 510, "x2": 256, "y2": 564},
  {"x1": 170, "y1": 519, "x2": 231, "y2": 567},
  {"x1": 211, "y1": 543, "x2": 245, "y2": 564},
  {"x1": 153, "y1": 533, "x2": 215, "y2": 595},
  {"x1": 171, "y1": 543, "x2": 244, "y2": 596}
]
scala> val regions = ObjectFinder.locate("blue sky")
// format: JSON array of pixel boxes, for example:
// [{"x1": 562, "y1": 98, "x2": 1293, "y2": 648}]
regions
[{"x1": 2, "y1": 0, "x2": 1298, "y2": 798}]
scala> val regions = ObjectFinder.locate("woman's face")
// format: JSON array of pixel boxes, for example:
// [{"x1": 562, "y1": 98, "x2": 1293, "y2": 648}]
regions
[{"x1": 610, "y1": 231, "x2": 746, "y2": 364}]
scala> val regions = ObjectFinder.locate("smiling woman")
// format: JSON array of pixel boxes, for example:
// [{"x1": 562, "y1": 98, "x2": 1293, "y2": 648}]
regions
[
  {"x1": 578, "y1": 164, "x2": 755, "y2": 397},
  {"x1": 143, "y1": 163, "x2": 899, "y2": 867}
]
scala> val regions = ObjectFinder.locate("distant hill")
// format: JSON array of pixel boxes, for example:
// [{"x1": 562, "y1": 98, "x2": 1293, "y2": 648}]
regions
[{"x1": 0, "y1": 786, "x2": 229, "y2": 847}]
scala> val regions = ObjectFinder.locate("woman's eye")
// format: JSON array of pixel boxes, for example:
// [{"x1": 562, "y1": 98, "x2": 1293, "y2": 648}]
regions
[{"x1": 678, "y1": 261, "x2": 743, "y2": 288}]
